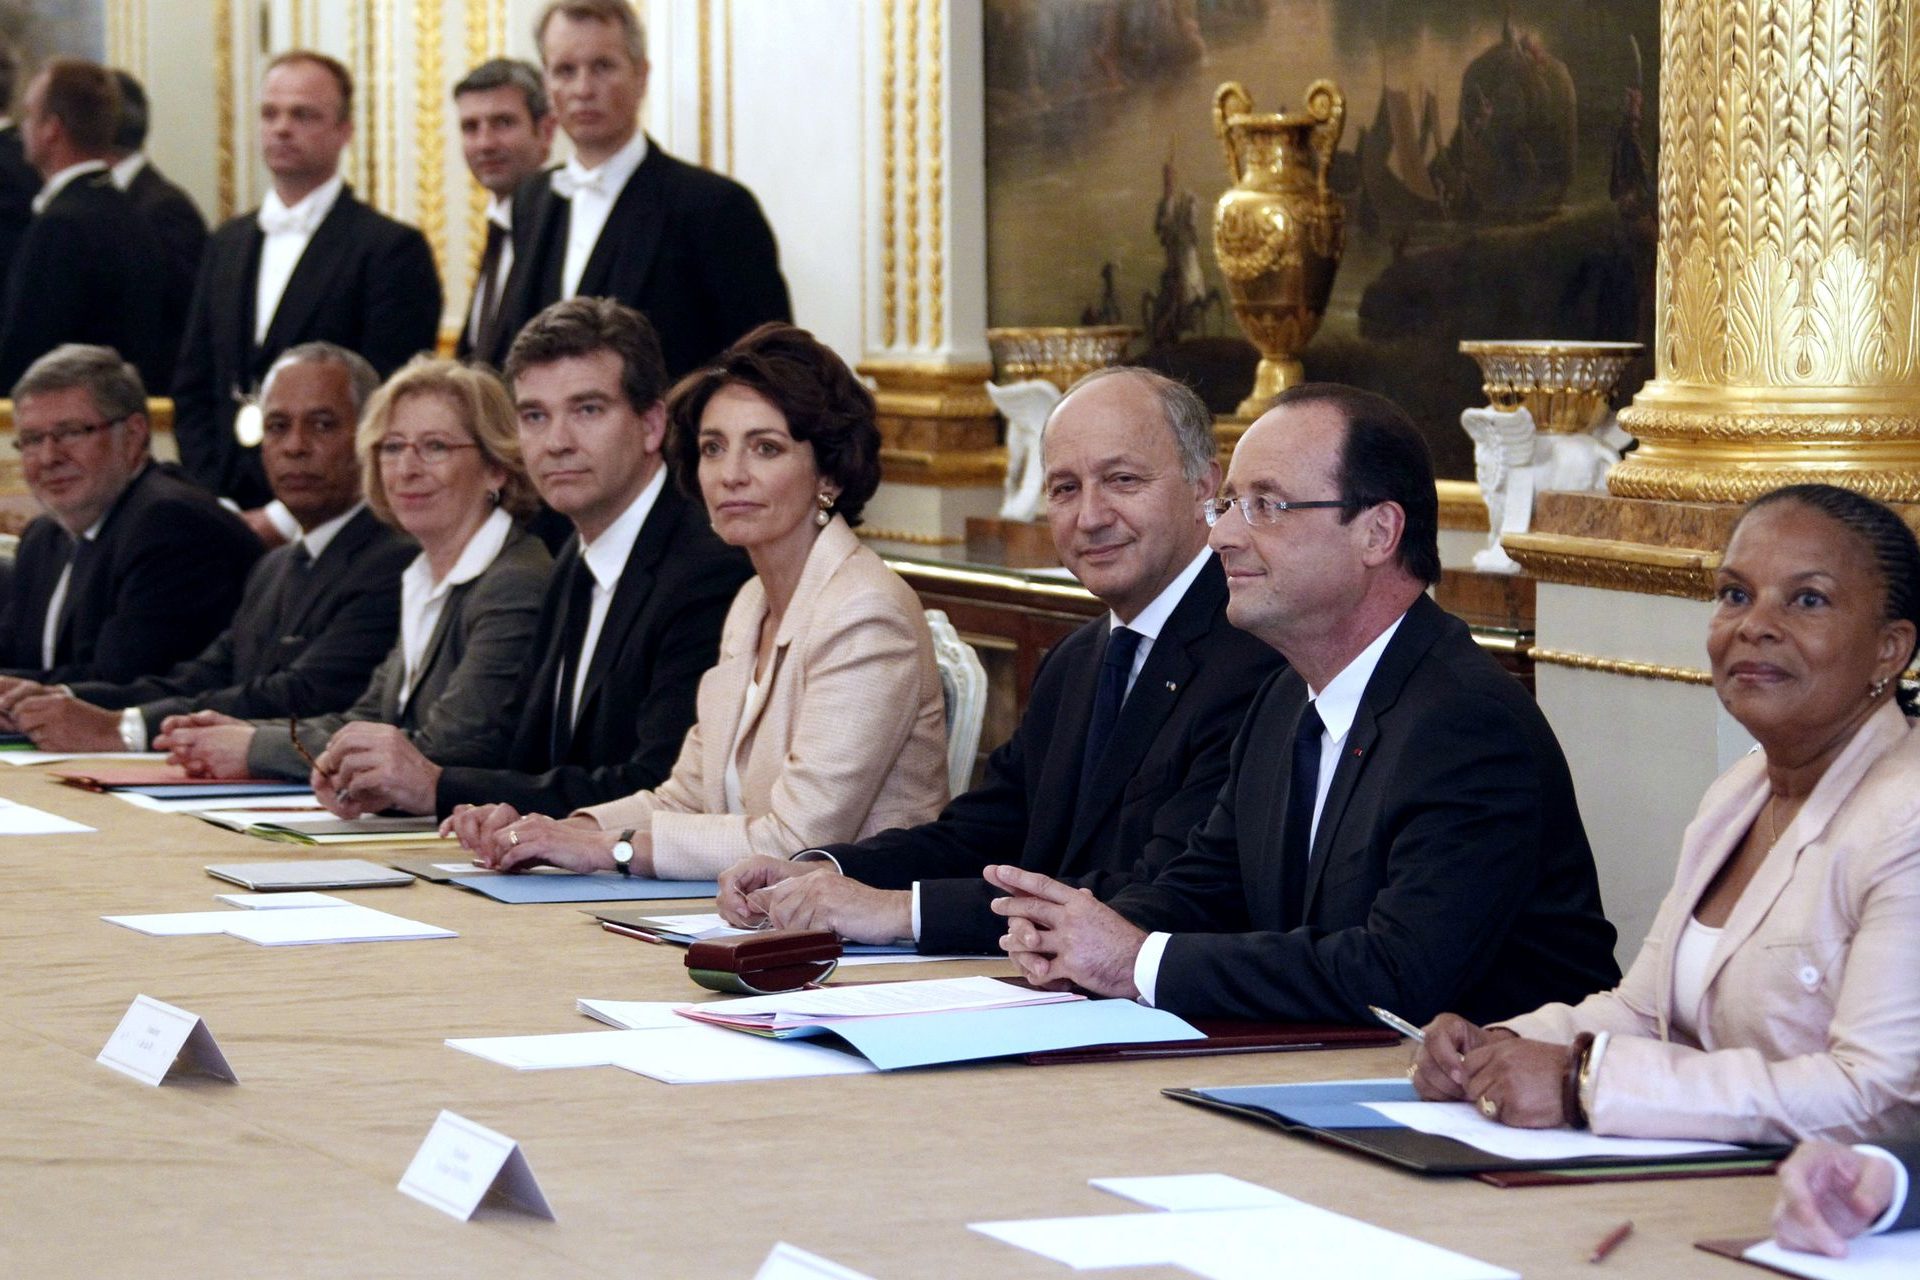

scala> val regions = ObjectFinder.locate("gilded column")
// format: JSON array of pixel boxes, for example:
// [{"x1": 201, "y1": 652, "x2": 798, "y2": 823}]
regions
[{"x1": 1612, "y1": 0, "x2": 1920, "y2": 502}]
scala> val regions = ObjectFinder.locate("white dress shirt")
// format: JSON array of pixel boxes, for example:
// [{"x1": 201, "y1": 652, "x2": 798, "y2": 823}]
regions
[
  {"x1": 31, "y1": 159, "x2": 107, "y2": 214},
  {"x1": 564, "y1": 466, "x2": 665, "y2": 725},
  {"x1": 396, "y1": 506, "x2": 513, "y2": 710},
  {"x1": 906, "y1": 546, "x2": 1215, "y2": 942},
  {"x1": 1133, "y1": 612, "x2": 1408, "y2": 1006},
  {"x1": 108, "y1": 152, "x2": 147, "y2": 190},
  {"x1": 41, "y1": 513, "x2": 108, "y2": 668},
  {"x1": 254, "y1": 174, "x2": 344, "y2": 345},
  {"x1": 465, "y1": 195, "x2": 514, "y2": 348},
  {"x1": 555, "y1": 130, "x2": 647, "y2": 299}
]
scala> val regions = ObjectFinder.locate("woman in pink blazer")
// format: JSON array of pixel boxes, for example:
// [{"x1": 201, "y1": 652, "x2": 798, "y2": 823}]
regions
[
  {"x1": 451, "y1": 324, "x2": 949, "y2": 880},
  {"x1": 1412, "y1": 483, "x2": 1920, "y2": 1144}
]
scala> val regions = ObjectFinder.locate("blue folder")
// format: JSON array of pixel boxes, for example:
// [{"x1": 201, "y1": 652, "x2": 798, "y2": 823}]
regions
[
  {"x1": 450, "y1": 873, "x2": 722, "y2": 904},
  {"x1": 819, "y1": 999, "x2": 1205, "y2": 1071}
]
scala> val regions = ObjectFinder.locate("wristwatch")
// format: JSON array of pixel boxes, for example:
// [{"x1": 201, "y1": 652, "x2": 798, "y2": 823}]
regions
[{"x1": 610, "y1": 828, "x2": 637, "y2": 877}]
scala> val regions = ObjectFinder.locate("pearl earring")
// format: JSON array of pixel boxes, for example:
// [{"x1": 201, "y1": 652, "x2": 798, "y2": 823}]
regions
[
  {"x1": 1871, "y1": 676, "x2": 1890, "y2": 699},
  {"x1": 815, "y1": 491, "x2": 834, "y2": 527}
]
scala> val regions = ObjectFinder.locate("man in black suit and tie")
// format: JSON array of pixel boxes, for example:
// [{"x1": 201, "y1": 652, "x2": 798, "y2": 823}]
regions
[
  {"x1": 478, "y1": 0, "x2": 790, "y2": 375},
  {"x1": 992, "y1": 383, "x2": 1620, "y2": 1025},
  {"x1": 311, "y1": 297, "x2": 749, "y2": 820},
  {"x1": 171, "y1": 49, "x2": 441, "y2": 523},
  {"x1": 0, "y1": 41, "x2": 40, "y2": 293},
  {"x1": 108, "y1": 70, "x2": 208, "y2": 298},
  {"x1": 0, "y1": 345, "x2": 260, "y2": 688},
  {"x1": 1, "y1": 343, "x2": 411, "y2": 753},
  {"x1": 714, "y1": 369, "x2": 1283, "y2": 953},
  {"x1": 452, "y1": 58, "x2": 554, "y2": 364},
  {"x1": 0, "y1": 59, "x2": 177, "y2": 390}
]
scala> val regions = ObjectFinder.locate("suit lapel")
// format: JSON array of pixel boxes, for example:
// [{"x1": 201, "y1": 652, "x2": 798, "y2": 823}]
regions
[
  {"x1": 570, "y1": 491, "x2": 677, "y2": 740},
  {"x1": 1042, "y1": 620, "x2": 1106, "y2": 837},
  {"x1": 259, "y1": 191, "x2": 358, "y2": 357},
  {"x1": 493, "y1": 176, "x2": 567, "y2": 364},
  {"x1": 578, "y1": 144, "x2": 667, "y2": 300},
  {"x1": 224, "y1": 223, "x2": 264, "y2": 377},
  {"x1": 519, "y1": 542, "x2": 581, "y2": 763}
]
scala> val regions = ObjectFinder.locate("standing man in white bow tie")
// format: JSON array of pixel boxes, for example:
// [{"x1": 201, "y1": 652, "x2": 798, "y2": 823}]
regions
[
  {"x1": 170, "y1": 49, "x2": 442, "y2": 542},
  {"x1": 478, "y1": 0, "x2": 790, "y2": 376}
]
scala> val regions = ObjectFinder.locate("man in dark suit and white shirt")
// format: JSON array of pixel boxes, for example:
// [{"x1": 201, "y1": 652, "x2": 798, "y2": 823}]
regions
[
  {"x1": 313, "y1": 297, "x2": 749, "y2": 820},
  {"x1": 452, "y1": 58, "x2": 554, "y2": 364},
  {"x1": 991, "y1": 383, "x2": 1620, "y2": 1025},
  {"x1": 0, "y1": 41, "x2": 40, "y2": 293},
  {"x1": 0, "y1": 343, "x2": 411, "y2": 753},
  {"x1": 171, "y1": 50, "x2": 441, "y2": 523},
  {"x1": 715, "y1": 369, "x2": 1283, "y2": 953},
  {"x1": 480, "y1": 0, "x2": 790, "y2": 375},
  {"x1": 108, "y1": 70, "x2": 208, "y2": 298},
  {"x1": 0, "y1": 345, "x2": 260, "y2": 688},
  {"x1": 0, "y1": 59, "x2": 176, "y2": 390}
]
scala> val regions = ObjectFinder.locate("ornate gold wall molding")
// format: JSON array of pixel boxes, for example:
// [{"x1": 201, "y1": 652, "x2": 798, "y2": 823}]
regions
[
  {"x1": 880, "y1": 0, "x2": 898, "y2": 347},
  {"x1": 903, "y1": 0, "x2": 922, "y2": 348},
  {"x1": 927, "y1": 0, "x2": 944, "y2": 348},
  {"x1": 1501, "y1": 530, "x2": 1721, "y2": 600},
  {"x1": 698, "y1": 0, "x2": 713, "y2": 169},
  {"x1": 412, "y1": 0, "x2": 447, "y2": 278},
  {"x1": 1435, "y1": 479, "x2": 1490, "y2": 532},
  {"x1": 214, "y1": 0, "x2": 236, "y2": 219},
  {"x1": 1617, "y1": 0, "x2": 1920, "y2": 501},
  {"x1": 1529, "y1": 647, "x2": 1715, "y2": 686},
  {"x1": 862, "y1": 357, "x2": 1001, "y2": 487}
]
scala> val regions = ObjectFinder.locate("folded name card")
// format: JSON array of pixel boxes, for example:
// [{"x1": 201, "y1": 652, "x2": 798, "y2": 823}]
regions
[
  {"x1": 754, "y1": 1243, "x2": 877, "y2": 1280},
  {"x1": 96, "y1": 994, "x2": 237, "y2": 1087},
  {"x1": 398, "y1": 1110, "x2": 554, "y2": 1222}
]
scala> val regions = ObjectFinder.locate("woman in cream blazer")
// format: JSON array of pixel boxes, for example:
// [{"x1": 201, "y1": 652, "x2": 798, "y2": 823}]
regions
[
  {"x1": 1412, "y1": 484, "x2": 1920, "y2": 1144},
  {"x1": 452, "y1": 323, "x2": 949, "y2": 880}
]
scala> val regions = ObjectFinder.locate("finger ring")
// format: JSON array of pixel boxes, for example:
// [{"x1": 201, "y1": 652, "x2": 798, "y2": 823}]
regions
[
  {"x1": 1478, "y1": 1096, "x2": 1499, "y2": 1120},
  {"x1": 508, "y1": 830, "x2": 520, "y2": 847},
  {"x1": 1406, "y1": 1064, "x2": 1417, "y2": 1081}
]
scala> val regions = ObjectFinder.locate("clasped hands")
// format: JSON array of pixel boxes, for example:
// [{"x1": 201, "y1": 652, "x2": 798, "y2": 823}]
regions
[
  {"x1": 0, "y1": 678, "x2": 124, "y2": 750},
  {"x1": 1408, "y1": 1013, "x2": 1573, "y2": 1128}
]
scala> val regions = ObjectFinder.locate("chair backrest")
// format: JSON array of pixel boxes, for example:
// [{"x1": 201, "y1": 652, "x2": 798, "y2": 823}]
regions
[{"x1": 925, "y1": 608, "x2": 987, "y2": 796}]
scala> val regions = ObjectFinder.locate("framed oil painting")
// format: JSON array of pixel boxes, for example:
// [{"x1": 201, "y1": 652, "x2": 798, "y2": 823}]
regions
[{"x1": 984, "y1": 0, "x2": 1659, "y2": 477}]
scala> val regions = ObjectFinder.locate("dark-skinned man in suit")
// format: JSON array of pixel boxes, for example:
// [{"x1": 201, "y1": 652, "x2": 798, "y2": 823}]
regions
[
  {"x1": 171, "y1": 50, "x2": 440, "y2": 529},
  {"x1": 990, "y1": 383, "x2": 1620, "y2": 1026},
  {"x1": 480, "y1": 0, "x2": 789, "y2": 376},
  {"x1": 1, "y1": 343, "x2": 411, "y2": 754},
  {"x1": 714, "y1": 368, "x2": 1283, "y2": 954}
]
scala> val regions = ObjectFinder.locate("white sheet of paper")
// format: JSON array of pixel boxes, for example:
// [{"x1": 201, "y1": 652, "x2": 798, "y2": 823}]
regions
[
  {"x1": 575, "y1": 998, "x2": 694, "y2": 1030},
  {"x1": 1090, "y1": 1174, "x2": 1293, "y2": 1213},
  {"x1": 131, "y1": 793, "x2": 323, "y2": 813},
  {"x1": 102, "y1": 911, "x2": 240, "y2": 936},
  {"x1": 631, "y1": 911, "x2": 743, "y2": 938},
  {"x1": 220, "y1": 904, "x2": 454, "y2": 946},
  {"x1": 0, "y1": 796, "x2": 92, "y2": 834},
  {"x1": 972, "y1": 1204, "x2": 1515, "y2": 1280},
  {"x1": 753, "y1": 1243, "x2": 877, "y2": 1280},
  {"x1": 397, "y1": 1110, "x2": 554, "y2": 1222},
  {"x1": 446, "y1": 1029, "x2": 677, "y2": 1070},
  {"x1": 0, "y1": 749, "x2": 163, "y2": 766},
  {"x1": 699, "y1": 975, "x2": 1072, "y2": 1021},
  {"x1": 215, "y1": 891, "x2": 350, "y2": 910},
  {"x1": 611, "y1": 1024, "x2": 878, "y2": 1084},
  {"x1": 96, "y1": 994, "x2": 236, "y2": 1087},
  {"x1": 1362, "y1": 1101, "x2": 1741, "y2": 1161},
  {"x1": 1744, "y1": 1236, "x2": 1920, "y2": 1280}
]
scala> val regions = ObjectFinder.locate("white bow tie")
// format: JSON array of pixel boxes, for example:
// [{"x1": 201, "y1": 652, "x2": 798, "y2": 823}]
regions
[
  {"x1": 550, "y1": 165, "x2": 605, "y2": 200},
  {"x1": 257, "y1": 201, "x2": 321, "y2": 237}
]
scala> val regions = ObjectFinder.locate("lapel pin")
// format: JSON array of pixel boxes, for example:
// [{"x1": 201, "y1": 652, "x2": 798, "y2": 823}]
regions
[{"x1": 1165, "y1": 681, "x2": 1177, "y2": 693}]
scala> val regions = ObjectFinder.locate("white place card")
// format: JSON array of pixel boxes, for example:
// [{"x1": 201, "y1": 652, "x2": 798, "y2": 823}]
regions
[
  {"x1": 96, "y1": 995, "x2": 237, "y2": 1087},
  {"x1": 753, "y1": 1242, "x2": 877, "y2": 1280},
  {"x1": 398, "y1": 1110, "x2": 555, "y2": 1222}
]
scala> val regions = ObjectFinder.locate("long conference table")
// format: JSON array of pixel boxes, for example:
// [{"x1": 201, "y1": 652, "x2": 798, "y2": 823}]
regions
[{"x1": 0, "y1": 765, "x2": 1779, "y2": 1278}]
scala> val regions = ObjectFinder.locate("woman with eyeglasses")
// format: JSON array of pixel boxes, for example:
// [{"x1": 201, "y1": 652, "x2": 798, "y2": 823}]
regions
[{"x1": 162, "y1": 357, "x2": 552, "y2": 781}]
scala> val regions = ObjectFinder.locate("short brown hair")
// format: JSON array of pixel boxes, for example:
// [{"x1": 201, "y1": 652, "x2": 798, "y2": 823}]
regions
[
  {"x1": 358, "y1": 357, "x2": 538, "y2": 526},
  {"x1": 37, "y1": 59, "x2": 120, "y2": 153},
  {"x1": 535, "y1": 0, "x2": 647, "y2": 65},
  {"x1": 265, "y1": 50, "x2": 353, "y2": 121},
  {"x1": 665, "y1": 324, "x2": 883, "y2": 527},
  {"x1": 503, "y1": 296, "x2": 668, "y2": 416}
]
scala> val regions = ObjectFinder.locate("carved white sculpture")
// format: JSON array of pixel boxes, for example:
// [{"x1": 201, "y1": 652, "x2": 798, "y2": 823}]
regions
[
  {"x1": 986, "y1": 378, "x2": 1062, "y2": 522},
  {"x1": 1461, "y1": 405, "x2": 1627, "y2": 574}
]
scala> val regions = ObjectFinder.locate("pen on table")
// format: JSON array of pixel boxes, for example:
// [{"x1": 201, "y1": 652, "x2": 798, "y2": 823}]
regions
[
  {"x1": 1588, "y1": 1220, "x2": 1632, "y2": 1264},
  {"x1": 1367, "y1": 1004, "x2": 1426, "y2": 1043}
]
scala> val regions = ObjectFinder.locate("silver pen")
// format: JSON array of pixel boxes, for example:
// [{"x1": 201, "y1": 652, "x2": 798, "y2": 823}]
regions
[{"x1": 1368, "y1": 1004, "x2": 1426, "y2": 1043}]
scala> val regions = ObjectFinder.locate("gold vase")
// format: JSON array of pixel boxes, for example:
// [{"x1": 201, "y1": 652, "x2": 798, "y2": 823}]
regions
[
  {"x1": 1459, "y1": 341, "x2": 1643, "y2": 434},
  {"x1": 1211, "y1": 79, "x2": 1346, "y2": 420}
]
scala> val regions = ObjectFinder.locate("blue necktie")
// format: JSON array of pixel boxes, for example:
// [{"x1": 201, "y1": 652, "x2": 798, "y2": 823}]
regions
[
  {"x1": 1281, "y1": 702, "x2": 1324, "y2": 929},
  {"x1": 1079, "y1": 624, "x2": 1142, "y2": 801}
]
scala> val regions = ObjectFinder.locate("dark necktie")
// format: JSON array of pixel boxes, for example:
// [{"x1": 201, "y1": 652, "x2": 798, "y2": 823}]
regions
[
  {"x1": 549, "y1": 563, "x2": 598, "y2": 761},
  {"x1": 1281, "y1": 702, "x2": 1325, "y2": 930},
  {"x1": 1078, "y1": 624, "x2": 1142, "y2": 801},
  {"x1": 51, "y1": 535, "x2": 97, "y2": 659},
  {"x1": 471, "y1": 221, "x2": 507, "y2": 351}
]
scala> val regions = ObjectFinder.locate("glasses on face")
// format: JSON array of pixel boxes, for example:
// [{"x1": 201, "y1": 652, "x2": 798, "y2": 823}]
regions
[
  {"x1": 1200, "y1": 495, "x2": 1346, "y2": 528},
  {"x1": 12, "y1": 415, "x2": 129, "y2": 454},
  {"x1": 376, "y1": 437, "x2": 481, "y2": 466}
]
